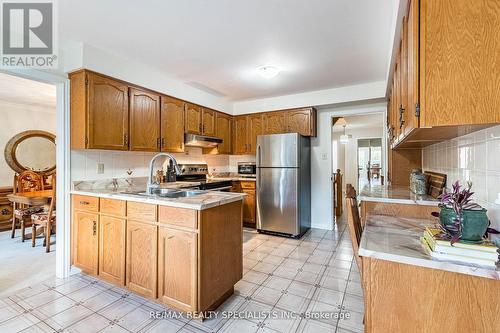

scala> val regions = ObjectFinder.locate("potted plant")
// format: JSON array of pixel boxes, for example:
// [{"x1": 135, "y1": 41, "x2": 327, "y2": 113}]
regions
[{"x1": 432, "y1": 181, "x2": 497, "y2": 244}]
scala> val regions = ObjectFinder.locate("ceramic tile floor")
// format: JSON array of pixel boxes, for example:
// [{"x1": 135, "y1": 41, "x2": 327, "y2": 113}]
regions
[{"x1": 0, "y1": 217, "x2": 363, "y2": 333}]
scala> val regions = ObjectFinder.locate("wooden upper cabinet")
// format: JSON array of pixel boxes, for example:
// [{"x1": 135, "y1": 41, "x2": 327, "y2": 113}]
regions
[
  {"x1": 158, "y1": 227, "x2": 198, "y2": 312},
  {"x1": 185, "y1": 103, "x2": 202, "y2": 134},
  {"x1": 233, "y1": 116, "x2": 248, "y2": 155},
  {"x1": 129, "y1": 88, "x2": 160, "y2": 151},
  {"x1": 73, "y1": 210, "x2": 99, "y2": 275},
  {"x1": 126, "y1": 220, "x2": 157, "y2": 299},
  {"x1": 160, "y1": 96, "x2": 185, "y2": 153},
  {"x1": 404, "y1": 0, "x2": 419, "y2": 136},
  {"x1": 247, "y1": 114, "x2": 262, "y2": 154},
  {"x1": 99, "y1": 214, "x2": 126, "y2": 286},
  {"x1": 202, "y1": 108, "x2": 216, "y2": 136},
  {"x1": 263, "y1": 112, "x2": 285, "y2": 135},
  {"x1": 70, "y1": 71, "x2": 130, "y2": 150},
  {"x1": 216, "y1": 113, "x2": 232, "y2": 154},
  {"x1": 420, "y1": 0, "x2": 500, "y2": 126},
  {"x1": 286, "y1": 108, "x2": 317, "y2": 136}
]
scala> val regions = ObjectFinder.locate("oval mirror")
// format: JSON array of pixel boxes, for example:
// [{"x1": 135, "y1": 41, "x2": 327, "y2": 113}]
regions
[{"x1": 4, "y1": 130, "x2": 56, "y2": 174}]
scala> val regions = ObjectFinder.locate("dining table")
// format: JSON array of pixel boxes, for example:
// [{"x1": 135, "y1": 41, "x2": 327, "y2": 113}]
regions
[
  {"x1": 7, "y1": 190, "x2": 53, "y2": 240},
  {"x1": 7, "y1": 190, "x2": 53, "y2": 206}
]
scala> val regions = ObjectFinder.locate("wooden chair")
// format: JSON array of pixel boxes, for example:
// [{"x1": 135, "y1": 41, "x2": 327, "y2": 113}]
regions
[
  {"x1": 32, "y1": 177, "x2": 56, "y2": 252},
  {"x1": 11, "y1": 171, "x2": 45, "y2": 241},
  {"x1": 345, "y1": 184, "x2": 363, "y2": 273}
]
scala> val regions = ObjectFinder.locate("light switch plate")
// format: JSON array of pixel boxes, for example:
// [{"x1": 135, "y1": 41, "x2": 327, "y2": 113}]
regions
[
  {"x1": 321, "y1": 153, "x2": 327, "y2": 160},
  {"x1": 97, "y1": 163, "x2": 104, "y2": 174}
]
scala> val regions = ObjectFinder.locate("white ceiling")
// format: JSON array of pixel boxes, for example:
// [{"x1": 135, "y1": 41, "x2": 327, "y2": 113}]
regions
[
  {"x1": 60, "y1": 0, "x2": 396, "y2": 101},
  {"x1": 0, "y1": 73, "x2": 56, "y2": 111},
  {"x1": 332, "y1": 113, "x2": 384, "y2": 133}
]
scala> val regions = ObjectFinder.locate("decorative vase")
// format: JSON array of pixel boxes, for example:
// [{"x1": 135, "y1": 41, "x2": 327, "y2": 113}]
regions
[{"x1": 438, "y1": 206, "x2": 489, "y2": 242}]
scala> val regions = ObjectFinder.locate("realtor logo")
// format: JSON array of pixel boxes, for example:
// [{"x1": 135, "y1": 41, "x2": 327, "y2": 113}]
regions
[{"x1": 1, "y1": 0, "x2": 58, "y2": 68}]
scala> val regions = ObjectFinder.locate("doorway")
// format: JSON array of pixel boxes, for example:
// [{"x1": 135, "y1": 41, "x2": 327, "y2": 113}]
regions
[
  {"x1": 357, "y1": 138, "x2": 383, "y2": 190},
  {"x1": 0, "y1": 69, "x2": 71, "y2": 296}
]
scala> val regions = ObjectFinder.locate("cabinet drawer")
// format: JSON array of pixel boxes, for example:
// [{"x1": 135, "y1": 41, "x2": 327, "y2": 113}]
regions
[
  {"x1": 72, "y1": 195, "x2": 99, "y2": 212},
  {"x1": 100, "y1": 198, "x2": 126, "y2": 217},
  {"x1": 240, "y1": 181, "x2": 256, "y2": 189},
  {"x1": 158, "y1": 206, "x2": 198, "y2": 229},
  {"x1": 127, "y1": 202, "x2": 157, "y2": 221}
]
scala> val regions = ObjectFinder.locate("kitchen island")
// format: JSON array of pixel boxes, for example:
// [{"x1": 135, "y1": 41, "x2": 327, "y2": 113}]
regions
[
  {"x1": 360, "y1": 214, "x2": 500, "y2": 332},
  {"x1": 70, "y1": 184, "x2": 245, "y2": 314}
]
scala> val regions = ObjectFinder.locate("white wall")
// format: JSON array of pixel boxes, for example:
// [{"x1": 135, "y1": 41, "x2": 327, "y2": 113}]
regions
[
  {"x1": 422, "y1": 125, "x2": 500, "y2": 230},
  {"x1": 61, "y1": 42, "x2": 232, "y2": 113},
  {"x1": 0, "y1": 101, "x2": 56, "y2": 186},
  {"x1": 232, "y1": 81, "x2": 386, "y2": 115},
  {"x1": 310, "y1": 102, "x2": 386, "y2": 230}
]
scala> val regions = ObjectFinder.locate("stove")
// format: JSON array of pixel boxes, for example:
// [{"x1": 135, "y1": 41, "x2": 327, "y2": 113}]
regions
[{"x1": 176, "y1": 164, "x2": 232, "y2": 191}]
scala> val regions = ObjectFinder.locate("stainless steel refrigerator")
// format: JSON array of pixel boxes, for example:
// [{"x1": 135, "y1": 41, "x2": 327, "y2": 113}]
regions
[{"x1": 256, "y1": 133, "x2": 311, "y2": 237}]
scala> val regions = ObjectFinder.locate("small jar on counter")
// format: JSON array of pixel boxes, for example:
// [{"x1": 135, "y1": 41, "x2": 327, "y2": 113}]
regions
[{"x1": 410, "y1": 169, "x2": 428, "y2": 195}]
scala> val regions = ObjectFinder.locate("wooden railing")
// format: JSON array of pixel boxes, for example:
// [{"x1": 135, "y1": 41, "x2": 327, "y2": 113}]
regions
[{"x1": 332, "y1": 169, "x2": 343, "y2": 217}]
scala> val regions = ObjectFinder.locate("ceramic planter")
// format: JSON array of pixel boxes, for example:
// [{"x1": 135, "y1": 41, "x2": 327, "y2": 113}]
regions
[{"x1": 439, "y1": 206, "x2": 489, "y2": 242}]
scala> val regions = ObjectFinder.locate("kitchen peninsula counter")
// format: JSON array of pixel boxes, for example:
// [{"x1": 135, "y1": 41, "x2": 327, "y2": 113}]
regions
[{"x1": 360, "y1": 214, "x2": 500, "y2": 332}]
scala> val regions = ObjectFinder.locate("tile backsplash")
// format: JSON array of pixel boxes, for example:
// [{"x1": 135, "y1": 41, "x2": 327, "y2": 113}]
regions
[
  {"x1": 71, "y1": 147, "x2": 255, "y2": 181},
  {"x1": 422, "y1": 125, "x2": 500, "y2": 229}
]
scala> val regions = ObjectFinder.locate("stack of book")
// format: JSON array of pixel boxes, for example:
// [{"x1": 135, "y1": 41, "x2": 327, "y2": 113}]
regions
[{"x1": 421, "y1": 227, "x2": 499, "y2": 267}]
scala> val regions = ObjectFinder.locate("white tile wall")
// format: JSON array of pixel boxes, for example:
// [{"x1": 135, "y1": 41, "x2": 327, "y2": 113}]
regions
[
  {"x1": 422, "y1": 125, "x2": 500, "y2": 229},
  {"x1": 70, "y1": 148, "x2": 255, "y2": 181}
]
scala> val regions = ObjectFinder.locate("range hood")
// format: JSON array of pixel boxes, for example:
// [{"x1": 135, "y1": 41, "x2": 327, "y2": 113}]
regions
[{"x1": 184, "y1": 133, "x2": 222, "y2": 148}]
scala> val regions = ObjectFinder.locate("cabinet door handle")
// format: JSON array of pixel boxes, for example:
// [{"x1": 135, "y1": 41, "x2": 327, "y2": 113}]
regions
[
  {"x1": 92, "y1": 221, "x2": 97, "y2": 236},
  {"x1": 248, "y1": 143, "x2": 251, "y2": 152},
  {"x1": 157, "y1": 137, "x2": 161, "y2": 149},
  {"x1": 161, "y1": 138, "x2": 166, "y2": 148},
  {"x1": 399, "y1": 105, "x2": 405, "y2": 129},
  {"x1": 79, "y1": 201, "x2": 89, "y2": 205},
  {"x1": 199, "y1": 123, "x2": 202, "y2": 133},
  {"x1": 124, "y1": 134, "x2": 129, "y2": 146}
]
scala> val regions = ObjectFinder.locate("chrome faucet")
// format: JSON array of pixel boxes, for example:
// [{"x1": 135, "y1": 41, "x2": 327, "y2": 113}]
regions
[{"x1": 147, "y1": 153, "x2": 182, "y2": 194}]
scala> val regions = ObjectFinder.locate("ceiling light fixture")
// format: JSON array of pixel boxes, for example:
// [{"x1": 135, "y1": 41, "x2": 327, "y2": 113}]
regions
[
  {"x1": 258, "y1": 65, "x2": 280, "y2": 79},
  {"x1": 340, "y1": 124, "x2": 351, "y2": 144}
]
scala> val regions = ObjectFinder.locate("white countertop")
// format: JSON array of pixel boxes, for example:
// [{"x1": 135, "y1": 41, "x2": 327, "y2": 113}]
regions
[
  {"x1": 359, "y1": 214, "x2": 500, "y2": 280},
  {"x1": 71, "y1": 188, "x2": 246, "y2": 210},
  {"x1": 359, "y1": 184, "x2": 439, "y2": 206}
]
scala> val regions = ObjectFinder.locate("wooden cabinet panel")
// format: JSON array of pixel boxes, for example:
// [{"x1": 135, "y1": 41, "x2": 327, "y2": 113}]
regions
[
  {"x1": 420, "y1": 0, "x2": 500, "y2": 126},
  {"x1": 286, "y1": 108, "x2": 316, "y2": 136},
  {"x1": 233, "y1": 116, "x2": 248, "y2": 155},
  {"x1": 158, "y1": 206, "x2": 198, "y2": 230},
  {"x1": 400, "y1": 17, "x2": 409, "y2": 138},
  {"x1": 158, "y1": 227, "x2": 197, "y2": 312},
  {"x1": 73, "y1": 210, "x2": 99, "y2": 275},
  {"x1": 72, "y1": 195, "x2": 99, "y2": 212},
  {"x1": 129, "y1": 88, "x2": 160, "y2": 151},
  {"x1": 126, "y1": 220, "x2": 157, "y2": 298},
  {"x1": 247, "y1": 114, "x2": 262, "y2": 154},
  {"x1": 100, "y1": 198, "x2": 126, "y2": 217},
  {"x1": 202, "y1": 108, "x2": 216, "y2": 136},
  {"x1": 263, "y1": 112, "x2": 285, "y2": 135},
  {"x1": 127, "y1": 202, "x2": 157, "y2": 222},
  {"x1": 215, "y1": 113, "x2": 232, "y2": 154},
  {"x1": 99, "y1": 215, "x2": 125, "y2": 285},
  {"x1": 242, "y1": 189, "x2": 256, "y2": 225},
  {"x1": 160, "y1": 96, "x2": 185, "y2": 153},
  {"x1": 87, "y1": 72, "x2": 129, "y2": 150},
  {"x1": 185, "y1": 103, "x2": 202, "y2": 134},
  {"x1": 240, "y1": 181, "x2": 256, "y2": 189},
  {"x1": 404, "y1": 0, "x2": 419, "y2": 136}
]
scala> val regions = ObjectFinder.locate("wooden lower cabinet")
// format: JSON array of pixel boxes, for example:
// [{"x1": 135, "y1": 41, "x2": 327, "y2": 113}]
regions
[
  {"x1": 242, "y1": 189, "x2": 256, "y2": 226},
  {"x1": 71, "y1": 194, "x2": 244, "y2": 313},
  {"x1": 98, "y1": 215, "x2": 126, "y2": 285},
  {"x1": 126, "y1": 220, "x2": 158, "y2": 298},
  {"x1": 158, "y1": 226, "x2": 198, "y2": 312},
  {"x1": 73, "y1": 210, "x2": 99, "y2": 275}
]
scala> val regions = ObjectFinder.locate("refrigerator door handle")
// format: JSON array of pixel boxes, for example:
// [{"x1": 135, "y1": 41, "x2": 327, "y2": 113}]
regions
[{"x1": 257, "y1": 144, "x2": 261, "y2": 168}]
